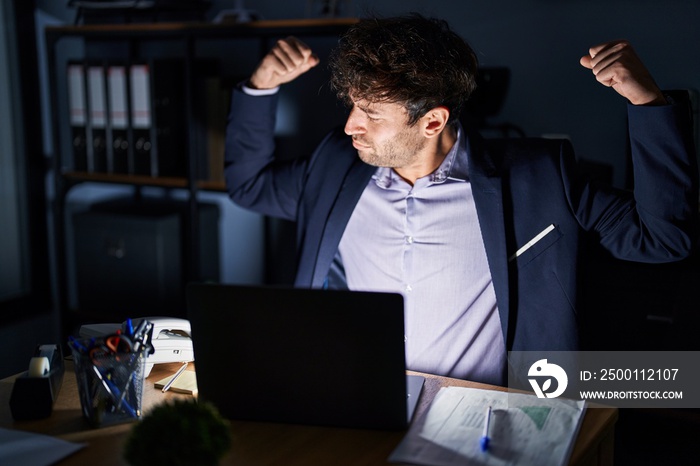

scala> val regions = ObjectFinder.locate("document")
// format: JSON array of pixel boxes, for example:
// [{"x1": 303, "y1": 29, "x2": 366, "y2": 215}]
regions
[
  {"x1": 154, "y1": 370, "x2": 198, "y2": 395},
  {"x1": 389, "y1": 386, "x2": 585, "y2": 466},
  {"x1": 0, "y1": 427, "x2": 85, "y2": 466}
]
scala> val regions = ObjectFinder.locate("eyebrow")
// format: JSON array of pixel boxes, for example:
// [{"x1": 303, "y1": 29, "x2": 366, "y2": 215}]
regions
[{"x1": 357, "y1": 104, "x2": 381, "y2": 117}]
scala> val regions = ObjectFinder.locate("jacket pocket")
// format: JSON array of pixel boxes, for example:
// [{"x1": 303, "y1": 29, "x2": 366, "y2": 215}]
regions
[{"x1": 509, "y1": 224, "x2": 562, "y2": 268}]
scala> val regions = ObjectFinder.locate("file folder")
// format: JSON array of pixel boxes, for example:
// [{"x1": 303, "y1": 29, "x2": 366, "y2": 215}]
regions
[
  {"x1": 107, "y1": 65, "x2": 130, "y2": 174},
  {"x1": 129, "y1": 64, "x2": 153, "y2": 176},
  {"x1": 150, "y1": 60, "x2": 186, "y2": 178},
  {"x1": 192, "y1": 61, "x2": 228, "y2": 183},
  {"x1": 87, "y1": 64, "x2": 108, "y2": 172},
  {"x1": 204, "y1": 75, "x2": 229, "y2": 183},
  {"x1": 129, "y1": 60, "x2": 186, "y2": 178},
  {"x1": 67, "y1": 63, "x2": 88, "y2": 172}
]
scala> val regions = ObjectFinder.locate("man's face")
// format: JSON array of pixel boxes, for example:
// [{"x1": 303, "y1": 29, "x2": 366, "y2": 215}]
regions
[{"x1": 344, "y1": 98, "x2": 426, "y2": 168}]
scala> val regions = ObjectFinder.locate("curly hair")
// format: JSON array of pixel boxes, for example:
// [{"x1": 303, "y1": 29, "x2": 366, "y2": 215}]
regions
[{"x1": 329, "y1": 13, "x2": 478, "y2": 126}]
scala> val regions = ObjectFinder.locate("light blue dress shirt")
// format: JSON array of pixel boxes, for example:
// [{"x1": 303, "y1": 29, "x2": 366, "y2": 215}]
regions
[{"x1": 337, "y1": 124, "x2": 507, "y2": 385}]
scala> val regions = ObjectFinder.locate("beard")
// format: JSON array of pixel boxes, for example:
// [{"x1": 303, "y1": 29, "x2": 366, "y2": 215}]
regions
[{"x1": 354, "y1": 125, "x2": 427, "y2": 168}]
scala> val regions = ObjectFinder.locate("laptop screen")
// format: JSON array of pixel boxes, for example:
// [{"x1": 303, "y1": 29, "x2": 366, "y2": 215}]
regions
[{"x1": 186, "y1": 283, "x2": 417, "y2": 430}]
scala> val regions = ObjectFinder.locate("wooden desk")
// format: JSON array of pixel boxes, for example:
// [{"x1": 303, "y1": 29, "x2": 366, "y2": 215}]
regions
[{"x1": 1, "y1": 361, "x2": 617, "y2": 465}]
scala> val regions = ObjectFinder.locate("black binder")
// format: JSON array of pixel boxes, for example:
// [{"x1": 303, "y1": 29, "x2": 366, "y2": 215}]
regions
[
  {"x1": 107, "y1": 63, "x2": 130, "y2": 174},
  {"x1": 129, "y1": 63, "x2": 153, "y2": 176},
  {"x1": 151, "y1": 59, "x2": 186, "y2": 178},
  {"x1": 192, "y1": 61, "x2": 230, "y2": 183},
  {"x1": 87, "y1": 63, "x2": 108, "y2": 172},
  {"x1": 129, "y1": 60, "x2": 186, "y2": 177},
  {"x1": 67, "y1": 62, "x2": 88, "y2": 172}
]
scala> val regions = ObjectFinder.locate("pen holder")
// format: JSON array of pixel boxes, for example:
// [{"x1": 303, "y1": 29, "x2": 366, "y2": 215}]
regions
[{"x1": 71, "y1": 340, "x2": 146, "y2": 428}]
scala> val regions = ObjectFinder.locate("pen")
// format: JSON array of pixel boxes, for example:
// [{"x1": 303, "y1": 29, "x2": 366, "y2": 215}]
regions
[
  {"x1": 480, "y1": 405, "x2": 492, "y2": 452},
  {"x1": 133, "y1": 318, "x2": 148, "y2": 339},
  {"x1": 162, "y1": 361, "x2": 188, "y2": 393},
  {"x1": 125, "y1": 317, "x2": 134, "y2": 337},
  {"x1": 68, "y1": 335, "x2": 88, "y2": 354},
  {"x1": 92, "y1": 365, "x2": 137, "y2": 417}
]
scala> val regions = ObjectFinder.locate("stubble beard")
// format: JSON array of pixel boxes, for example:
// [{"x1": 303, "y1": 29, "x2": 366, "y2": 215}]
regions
[{"x1": 354, "y1": 126, "x2": 427, "y2": 169}]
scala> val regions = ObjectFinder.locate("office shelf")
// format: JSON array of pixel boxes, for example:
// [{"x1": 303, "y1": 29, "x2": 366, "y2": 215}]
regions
[{"x1": 63, "y1": 171, "x2": 227, "y2": 191}]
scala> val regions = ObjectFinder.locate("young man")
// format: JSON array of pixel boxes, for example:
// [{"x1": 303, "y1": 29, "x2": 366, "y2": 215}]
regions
[{"x1": 225, "y1": 14, "x2": 698, "y2": 385}]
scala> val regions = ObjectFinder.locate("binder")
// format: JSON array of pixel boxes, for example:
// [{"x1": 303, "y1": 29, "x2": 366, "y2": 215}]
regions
[
  {"x1": 193, "y1": 61, "x2": 228, "y2": 183},
  {"x1": 87, "y1": 64, "x2": 108, "y2": 172},
  {"x1": 150, "y1": 59, "x2": 186, "y2": 178},
  {"x1": 204, "y1": 76, "x2": 229, "y2": 183},
  {"x1": 129, "y1": 60, "x2": 186, "y2": 178},
  {"x1": 67, "y1": 63, "x2": 88, "y2": 172},
  {"x1": 107, "y1": 64, "x2": 129, "y2": 174},
  {"x1": 129, "y1": 64, "x2": 153, "y2": 176}
]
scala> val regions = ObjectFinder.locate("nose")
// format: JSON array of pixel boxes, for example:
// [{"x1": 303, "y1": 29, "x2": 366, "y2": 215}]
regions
[{"x1": 344, "y1": 107, "x2": 366, "y2": 136}]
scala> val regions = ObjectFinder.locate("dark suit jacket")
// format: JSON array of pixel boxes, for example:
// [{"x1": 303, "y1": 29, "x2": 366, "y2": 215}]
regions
[{"x1": 225, "y1": 87, "x2": 698, "y2": 353}]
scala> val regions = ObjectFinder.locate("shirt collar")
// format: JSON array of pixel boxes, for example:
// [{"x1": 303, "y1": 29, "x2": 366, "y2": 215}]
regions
[
  {"x1": 373, "y1": 122, "x2": 469, "y2": 189},
  {"x1": 431, "y1": 123, "x2": 469, "y2": 184}
]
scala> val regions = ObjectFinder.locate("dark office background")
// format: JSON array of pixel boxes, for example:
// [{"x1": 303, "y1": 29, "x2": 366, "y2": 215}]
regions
[{"x1": 1, "y1": 1, "x2": 699, "y2": 464}]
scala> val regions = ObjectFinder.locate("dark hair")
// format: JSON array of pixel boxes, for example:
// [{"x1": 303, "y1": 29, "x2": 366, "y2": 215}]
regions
[{"x1": 329, "y1": 13, "x2": 478, "y2": 126}]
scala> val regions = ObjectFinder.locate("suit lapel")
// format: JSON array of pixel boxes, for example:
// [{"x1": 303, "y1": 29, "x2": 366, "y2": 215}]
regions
[
  {"x1": 467, "y1": 136, "x2": 512, "y2": 349},
  {"x1": 311, "y1": 158, "x2": 376, "y2": 287}
]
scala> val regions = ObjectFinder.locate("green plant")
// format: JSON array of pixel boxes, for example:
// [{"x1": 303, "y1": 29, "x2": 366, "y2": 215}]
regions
[{"x1": 123, "y1": 398, "x2": 231, "y2": 466}]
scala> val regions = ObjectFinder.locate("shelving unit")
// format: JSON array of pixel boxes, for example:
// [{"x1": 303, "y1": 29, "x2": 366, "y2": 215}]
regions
[{"x1": 45, "y1": 18, "x2": 357, "y2": 335}]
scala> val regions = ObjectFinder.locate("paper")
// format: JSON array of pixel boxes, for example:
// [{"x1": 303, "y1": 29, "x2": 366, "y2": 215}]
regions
[
  {"x1": 154, "y1": 370, "x2": 198, "y2": 395},
  {"x1": 0, "y1": 427, "x2": 85, "y2": 466},
  {"x1": 389, "y1": 386, "x2": 586, "y2": 466}
]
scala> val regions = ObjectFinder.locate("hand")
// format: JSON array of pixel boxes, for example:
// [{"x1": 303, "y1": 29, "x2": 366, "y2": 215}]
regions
[
  {"x1": 580, "y1": 40, "x2": 666, "y2": 105},
  {"x1": 248, "y1": 36, "x2": 320, "y2": 90}
]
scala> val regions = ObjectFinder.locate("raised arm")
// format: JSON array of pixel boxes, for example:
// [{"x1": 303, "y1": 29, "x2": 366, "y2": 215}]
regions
[
  {"x1": 576, "y1": 40, "x2": 698, "y2": 260},
  {"x1": 579, "y1": 40, "x2": 665, "y2": 106},
  {"x1": 248, "y1": 36, "x2": 320, "y2": 90},
  {"x1": 224, "y1": 37, "x2": 320, "y2": 220}
]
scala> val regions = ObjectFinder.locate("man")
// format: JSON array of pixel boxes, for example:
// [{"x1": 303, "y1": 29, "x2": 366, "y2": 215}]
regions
[{"x1": 225, "y1": 14, "x2": 698, "y2": 385}]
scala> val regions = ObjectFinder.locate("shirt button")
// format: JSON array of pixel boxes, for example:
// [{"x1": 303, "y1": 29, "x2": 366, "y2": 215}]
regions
[
  {"x1": 405, "y1": 236, "x2": 414, "y2": 244},
  {"x1": 405, "y1": 284, "x2": 413, "y2": 292}
]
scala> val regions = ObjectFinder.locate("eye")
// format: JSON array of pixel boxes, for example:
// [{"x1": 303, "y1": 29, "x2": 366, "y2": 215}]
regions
[{"x1": 364, "y1": 110, "x2": 382, "y2": 122}]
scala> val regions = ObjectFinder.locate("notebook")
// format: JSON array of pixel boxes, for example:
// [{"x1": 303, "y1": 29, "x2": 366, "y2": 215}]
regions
[{"x1": 186, "y1": 283, "x2": 424, "y2": 430}]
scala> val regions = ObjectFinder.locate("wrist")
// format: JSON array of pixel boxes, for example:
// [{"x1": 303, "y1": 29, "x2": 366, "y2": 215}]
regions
[
  {"x1": 241, "y1": 82, "x2": 279, "y2": 96},
  {"x1": 631, "y1": 89, "x2": 667, "y2": 106},
  {"x1": 247, "y1": 74, "x2": 278, "y2": 91}
]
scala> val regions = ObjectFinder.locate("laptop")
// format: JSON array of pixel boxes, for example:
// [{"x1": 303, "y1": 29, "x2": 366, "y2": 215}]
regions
[{"x1": 186, "y1": 283, "x2": 424, "y2": 430}]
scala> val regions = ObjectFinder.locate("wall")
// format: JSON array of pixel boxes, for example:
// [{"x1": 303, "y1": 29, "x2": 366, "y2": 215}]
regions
[
  {"x1": 0, "y1": 2, "x2": 26, "y2": 302},
  {"x1": 0, "y1": 2, "x2": 58, "y2": 379}
]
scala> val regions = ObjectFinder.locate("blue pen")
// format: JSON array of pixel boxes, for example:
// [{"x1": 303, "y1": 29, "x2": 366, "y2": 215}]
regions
[
  {"x1": 125, "y1": 318, "x2": 134, "y2": 337},
  {"x1": 91, "y1": 365, "x2": 137, "y2": 418},
  {"x1": 68, "y1": 335, "x2": 88, "y2": 354},
  {"x1": 480, "y1": 405, "x2": 492, "y2": 452}
]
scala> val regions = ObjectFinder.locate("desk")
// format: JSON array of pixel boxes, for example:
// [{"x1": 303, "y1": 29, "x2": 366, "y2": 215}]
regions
[{"x1": 1, "y1": 361, "x2": 617, "y2": 465}]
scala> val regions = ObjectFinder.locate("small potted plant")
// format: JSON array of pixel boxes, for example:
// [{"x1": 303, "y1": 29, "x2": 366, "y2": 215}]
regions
[{"x1": 124, "y1": 399, "x2": 231, "y2": 466}]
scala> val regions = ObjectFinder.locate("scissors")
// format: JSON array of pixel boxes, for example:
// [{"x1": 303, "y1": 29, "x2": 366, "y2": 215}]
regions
[{"x1": 89, "y1": 332, "x2": 133, "y2": 364}]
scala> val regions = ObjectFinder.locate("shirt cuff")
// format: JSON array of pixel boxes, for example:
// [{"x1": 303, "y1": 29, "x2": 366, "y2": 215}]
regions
[{"x1": 242, "y1": 84, "x2": 280, "y2": 96}]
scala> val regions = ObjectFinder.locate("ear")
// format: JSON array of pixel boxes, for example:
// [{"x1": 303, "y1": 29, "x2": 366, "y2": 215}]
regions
[{"x1": 422, "y1": 106, "x2": 451, "y2": 138}]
